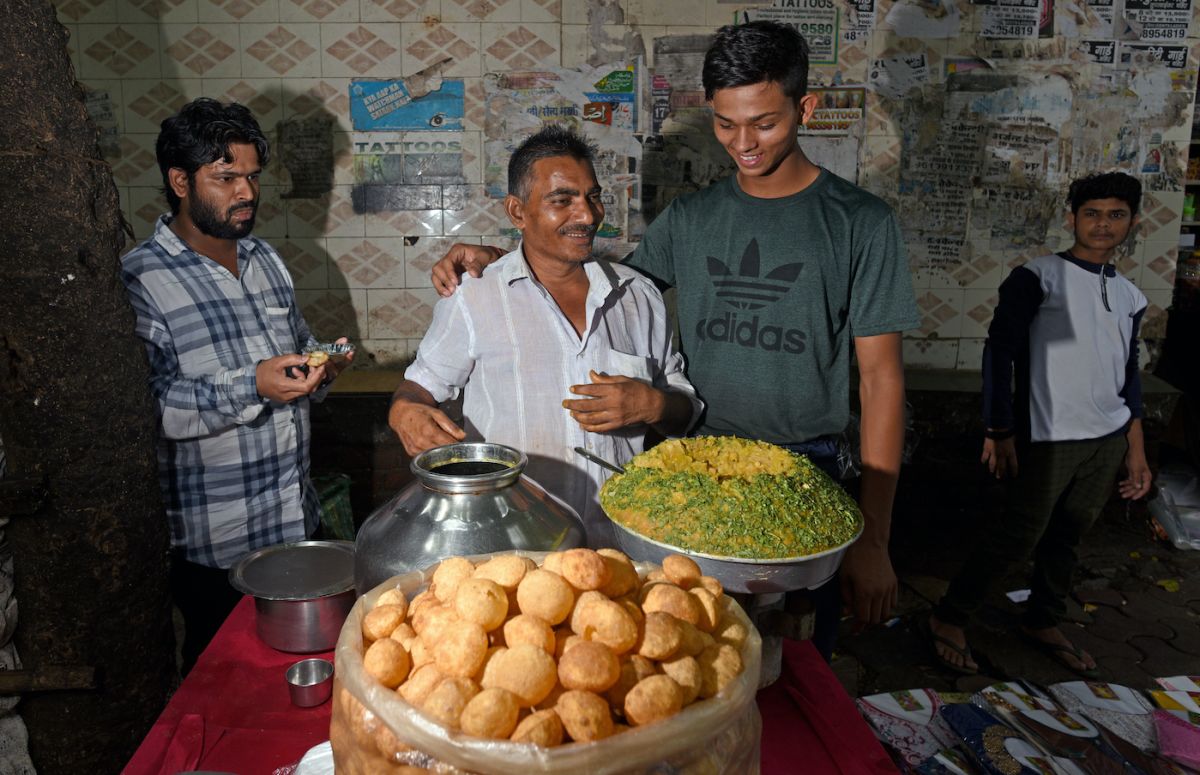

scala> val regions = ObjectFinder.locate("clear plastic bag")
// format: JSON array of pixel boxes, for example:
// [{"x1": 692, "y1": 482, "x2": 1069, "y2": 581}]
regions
[{"x1": 331, "y1": 551, "x2": 763, "y2": 774}]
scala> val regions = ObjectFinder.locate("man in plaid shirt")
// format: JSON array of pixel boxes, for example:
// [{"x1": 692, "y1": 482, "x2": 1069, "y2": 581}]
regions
[{"x1": 121, "y1": 99, "x2": 354, "y2": 671}]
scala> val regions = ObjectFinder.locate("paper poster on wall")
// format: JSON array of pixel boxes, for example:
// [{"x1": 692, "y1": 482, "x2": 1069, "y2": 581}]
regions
[
  {"x1": 842, "y1": 0, "x2": 876, "y2": 44},
  {"x1": 1120, "y1": 42, "x2": 1189, "y2": 67},
  {"x1": 739, "y1": 0, "x2": 840, "y2": 65},
  {"x1": 351, "y1": 132, "x2": 466, "y2": 186},
  {"x1": 974, "y1": 0, "x2": 1054, "y2": 38},
  {"x1": 884, "y1": 0, "x2": 963, "y2": 38},
  {"x1": 350, "y1": 79, "x2": 464, "y2": 131},
  {"x1": 481, "y1": 65, "x2": 642, "y2": 248},
  {"x1": 1087, "y1": 0, "x2": 1115, "y2": 35},
  {"x1": 1079, "y1": 40, "x2": 1118, "y2": 63},
  {"x1": 1121, "y1": 0, "x2": 1191, "y2": 42},
  {"x1": 869, "y1": 54, "x2": 931, "y2": 100},
  {"x1": 801, "y1": 135, "x2": 861, "y2": 182},
  {"x1": 804, "y1": 87, "x2": 866, "y2": 134},
  {"x1": 652, "y1": 35, "x2": 712, "y2": 133}
]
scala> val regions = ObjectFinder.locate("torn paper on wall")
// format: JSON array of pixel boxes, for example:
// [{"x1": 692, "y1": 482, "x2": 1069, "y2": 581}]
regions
[
  {"x1": 802, "y1": 134, "x2": 862, "y2": 183},
  {"x1": 869, "y1": 54, "x2": 931, "y2": 100},
  {"x1": 351, "y1": 132, "x2": 466, "y2": 186},
  {"x1": 82, "y1": 86, "x2": 120, "y2": 158},
  {"x1": 349, "y1": 62, "x2": 463, "y2": 132},
  {"x1": 652, "y1": 35, "x2": 713, "y2": 133},
  {"x1": 481, "y1": 64, "x2": 642, "y2": 245},
  {"x1": 1120, "y1": 0, "x2": 1191, "y2": 42},
  {"x1": 279, "y1": 115, "x2": 335, "y2": 199},
  {"x1": 640, "y1": 133, "x2": 736, "y2": 223},
  {"x1": 842, "y1": 0, "x2": 878, "y2": 44},
  {"x1": 883, "y1": 0, "x2": 963, "y2": 39},
  {"x1": 975, "y1": 0, "x2": 1055, "y2": 38},
  {"x1": 980, "y1": 124, "x2": 1061, "y2": 186}
]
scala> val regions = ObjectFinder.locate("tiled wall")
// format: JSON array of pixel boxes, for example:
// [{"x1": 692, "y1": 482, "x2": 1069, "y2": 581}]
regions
[{"x1": 59, "y1": 0, "x2": 1194, "y2": 370}]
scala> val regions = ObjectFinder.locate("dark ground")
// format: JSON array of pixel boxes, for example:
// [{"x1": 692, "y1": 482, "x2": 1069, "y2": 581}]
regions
[{"x1": 830, "y1": 435, "x2": 1200, "y2": 699}]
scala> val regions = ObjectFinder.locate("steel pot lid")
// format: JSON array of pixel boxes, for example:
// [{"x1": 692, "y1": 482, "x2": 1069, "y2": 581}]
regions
[{"x1": 229, "y1": 540, "x2": 355, "y2": 600}]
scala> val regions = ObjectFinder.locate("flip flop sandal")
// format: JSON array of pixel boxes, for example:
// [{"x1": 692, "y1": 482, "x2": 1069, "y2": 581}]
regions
[
  {"x1": 919, "y1": 618, "x2": 979, "y2": 675},
  {"x1": 1020, "y1": 630, "x2": 1100, "y2": 679}
]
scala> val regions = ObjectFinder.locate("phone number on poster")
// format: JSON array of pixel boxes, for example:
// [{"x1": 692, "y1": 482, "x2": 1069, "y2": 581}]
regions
[{"x1": 1142, "y1": 26, "x2": 1187, "y2": 38}]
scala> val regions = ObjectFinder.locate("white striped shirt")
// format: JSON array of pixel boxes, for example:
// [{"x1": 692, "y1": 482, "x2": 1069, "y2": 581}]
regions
[{"x1": 405, "y1": 245, "x2": 701, "y2": 547}]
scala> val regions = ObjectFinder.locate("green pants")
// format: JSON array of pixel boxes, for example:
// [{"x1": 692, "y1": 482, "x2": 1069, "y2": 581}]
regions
[{"x1": 934, "y1": 433, "x2": 1128, "y2": 630}]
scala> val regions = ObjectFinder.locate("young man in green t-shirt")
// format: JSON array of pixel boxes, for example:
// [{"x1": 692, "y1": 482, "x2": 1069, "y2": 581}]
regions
[{"x1": 427, "y1": 21, "x2": 919, "y2": 655}]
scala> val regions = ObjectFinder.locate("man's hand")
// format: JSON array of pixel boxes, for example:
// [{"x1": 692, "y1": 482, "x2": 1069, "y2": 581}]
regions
[
  {"x1": 257, "y1": 353, "x2": 325, "y2": 402},
  {"x1": 563, "y1": 370, "x2": 663, "y2": 432},
  {"x1": 839, "y1": 540, "x2": 898, "y2": 626},
  {"x1": 1119, "y1": 448, "x2": 1152, "y2": 499},
  {"x1": 981, "y1": 436, "x2": 1018, "y2": 479},
  {"x1": 432, "y1": 244, "x2": 502, "y2": 297},
  {"x1": 387, "y1": 399, "x2": 466, "y2": 456}
]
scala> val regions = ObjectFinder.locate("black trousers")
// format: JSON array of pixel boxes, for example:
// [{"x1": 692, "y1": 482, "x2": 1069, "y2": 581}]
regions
[
  {"x1": 934, "y1": 434, "x2": 1127, "y2": 630},
  {"x1": 170, "y1": 551, "x2": 243, "y2": 675}
]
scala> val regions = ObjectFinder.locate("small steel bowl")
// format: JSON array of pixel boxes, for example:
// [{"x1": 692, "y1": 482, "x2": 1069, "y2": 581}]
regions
[
  {"x1": 286, "y1": 658, "x2": 334, "y2": 707},
  {"x1": 610, "y1": 520, "x2": 863, "y2": 594},
  {"x1": 229, "y1": 541, "x2": 356, "y2": 653}
]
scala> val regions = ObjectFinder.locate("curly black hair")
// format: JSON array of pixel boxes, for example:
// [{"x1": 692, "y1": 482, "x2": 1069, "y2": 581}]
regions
[
  {"x1": 1067, "y1": 172, "x2": 1142, "y2": 215},
  {"x1": 156, "y1": 98, "x2": 270, "y2": 214}
]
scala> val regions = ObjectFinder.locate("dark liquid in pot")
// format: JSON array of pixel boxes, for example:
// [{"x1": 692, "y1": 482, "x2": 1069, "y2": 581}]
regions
[{"x1": 432, "y1": 460, "x2": 510, "y2": 476}]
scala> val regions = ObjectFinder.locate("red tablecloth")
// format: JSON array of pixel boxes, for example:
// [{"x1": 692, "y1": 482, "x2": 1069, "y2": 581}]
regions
[{"x1": 124, "y1": 596, "x2": 896, "y2": 774}]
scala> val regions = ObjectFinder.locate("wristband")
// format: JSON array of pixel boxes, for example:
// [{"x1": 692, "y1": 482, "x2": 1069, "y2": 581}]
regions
[{"x1": 984, "y1": 428, "x2": 1014, "y2": 440}]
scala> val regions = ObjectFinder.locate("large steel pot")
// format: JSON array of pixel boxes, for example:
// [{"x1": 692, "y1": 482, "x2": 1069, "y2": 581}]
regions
[
  {"x1": 354, "y1": 442, "x2": 586, "y2": 594},
  {"x1": 229, "y1": 540, "x2": 356, "y2": 653}
]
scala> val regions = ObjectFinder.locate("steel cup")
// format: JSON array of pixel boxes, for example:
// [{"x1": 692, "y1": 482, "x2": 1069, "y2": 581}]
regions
[{"x1": 286, "y1": 658, "x2": 334, "y2": 707}]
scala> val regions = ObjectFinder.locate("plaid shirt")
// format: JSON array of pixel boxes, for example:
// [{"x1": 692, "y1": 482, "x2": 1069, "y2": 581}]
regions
[{"x1": 121, "y1": 216, "x2": 321, "y2": 568}]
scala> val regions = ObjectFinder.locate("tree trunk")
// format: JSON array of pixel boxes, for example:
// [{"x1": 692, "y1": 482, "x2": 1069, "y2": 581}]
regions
[{"x1": 0, "y1": 2, "x2": 176, "y2": 772}]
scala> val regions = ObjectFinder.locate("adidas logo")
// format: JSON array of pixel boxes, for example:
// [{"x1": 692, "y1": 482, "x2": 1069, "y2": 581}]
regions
[
  {"x1": 706, "y1": 238, "x2": 803, "y2": 311},
  {"x1": 696, "y1": 239, "x2": 807, "y2": 355}
]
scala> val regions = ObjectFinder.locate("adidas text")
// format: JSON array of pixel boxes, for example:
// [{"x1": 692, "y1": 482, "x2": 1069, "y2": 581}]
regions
[{"x1": 695, "y1": 312, "x2": 806, "y2": 354}]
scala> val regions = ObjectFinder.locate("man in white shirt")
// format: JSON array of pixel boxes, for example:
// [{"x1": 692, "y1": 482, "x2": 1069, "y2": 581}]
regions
[{"x1": 387, "y1": 127, "x2": 700, "y2": 546}]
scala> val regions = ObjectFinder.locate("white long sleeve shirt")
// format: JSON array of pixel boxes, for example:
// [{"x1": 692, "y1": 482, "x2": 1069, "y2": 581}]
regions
[{"x1": 405, "y1": 245, "x2": 701, "y2": 547}]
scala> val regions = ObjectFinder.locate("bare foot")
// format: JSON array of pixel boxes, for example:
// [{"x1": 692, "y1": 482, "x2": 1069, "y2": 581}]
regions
[
  {"x1": 929, "y1": 615, "x2": 978, "y2": 672},
  {"x1": 1021, "y1": 625, "x2": 1097, "y2": 672}
]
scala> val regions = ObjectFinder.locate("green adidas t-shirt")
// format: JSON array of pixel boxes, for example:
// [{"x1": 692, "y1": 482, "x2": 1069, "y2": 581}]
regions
[{"x1": 627, "y1": 170, "x2": 919, "y2": 443}]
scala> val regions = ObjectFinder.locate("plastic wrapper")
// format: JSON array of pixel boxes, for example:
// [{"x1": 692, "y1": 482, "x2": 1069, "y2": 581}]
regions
[
  {"x1": 1148, "y1": 466, "x2": 1200, "y2": 550},
  {"x1": 331, "y1": 551, "x2": 762, "y2": 774}
]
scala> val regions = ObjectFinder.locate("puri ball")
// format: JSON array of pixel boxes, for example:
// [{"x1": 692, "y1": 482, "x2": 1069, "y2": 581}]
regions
[
  {"x1": 516, "y1": 569, "x2": 575, "y2": 625},
  {"x1": 480, "y1": 643, "x2": 558, "y2": 707},
  {"x1": 434, "y1": 619, "x2": 489, "y2": 678},
  {"x1": 510, "y1": 708, "x2": 564, "y2": 747},
  {"x1": 454, "y1": 577, "x2": 509, "y2": 631},
  {"x1": 363, "y1": 638, "x2": 411, "y2": 689},
  {"x1": 558, "y1": 640, "x2": 620, "y2": 693},
  {"x1": 362, "y1": 604, "x2": 406, "y2": 642},
  {"x1": 624, "y1": 674, "x2": 684, "y2": 726},
  {"x1": 460, "y1": 687, "x2": 520, "y2": 739},
  {"x1": 432, "y1": 556, "x2": 475, "y2": 603},
  {"x1": 556, "y1": 690, "x2": 614, "y2": 742},
  {"x1": 560, "y1": 548, "x2": 612, "y2": 591}
]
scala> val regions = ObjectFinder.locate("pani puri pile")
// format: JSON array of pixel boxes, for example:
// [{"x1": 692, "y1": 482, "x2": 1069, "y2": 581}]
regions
[{"x1": 345, "y1": 550, "x2": 751, "y2": 752}]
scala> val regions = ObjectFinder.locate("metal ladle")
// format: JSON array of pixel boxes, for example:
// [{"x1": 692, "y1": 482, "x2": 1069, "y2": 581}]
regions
[{"x1": 573, "y1": 447, "x2": 625, "y2": 475}]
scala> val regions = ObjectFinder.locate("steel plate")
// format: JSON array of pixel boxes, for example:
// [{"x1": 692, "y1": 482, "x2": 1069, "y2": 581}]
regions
[{"x1": 609, "y1": 520, "x2": 862, "y2": 594}]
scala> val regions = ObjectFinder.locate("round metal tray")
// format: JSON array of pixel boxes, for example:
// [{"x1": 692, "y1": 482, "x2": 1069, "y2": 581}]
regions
[{"x1": 609, "y1": 520, "x2": 862, "y2": 594}]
